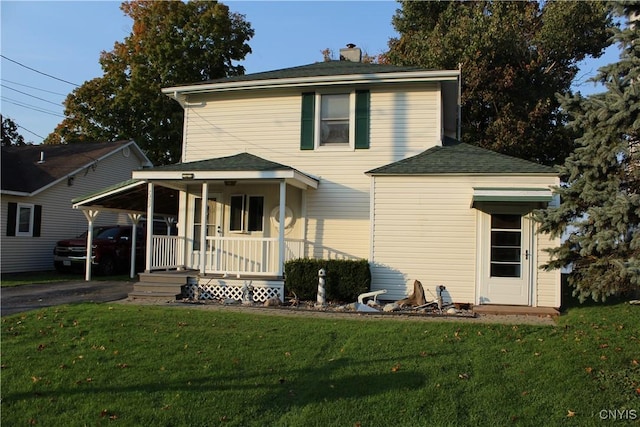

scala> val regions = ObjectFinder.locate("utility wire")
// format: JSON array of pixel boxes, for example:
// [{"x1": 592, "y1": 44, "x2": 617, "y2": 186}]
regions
[
  {"x1": 1, "y1": 79, "x2": 68, "y2": 96},
  {"x1": 17, "y1": 124, "x2": 45, "y2": 140},
  {"x1": 1, "y1": 84, "x2": 62, "y2": 107},
  {"x1": 1, "y1": 97, "x2": 66, "y2": 118},
  {"x1": 0, "y1": 54, "x2": 80, "y2": 87}
]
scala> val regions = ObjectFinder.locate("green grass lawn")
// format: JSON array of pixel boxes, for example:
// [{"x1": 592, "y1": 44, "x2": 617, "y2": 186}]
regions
[{"x1": 1, "y1": 303, "x2": 638, "y2": 426}]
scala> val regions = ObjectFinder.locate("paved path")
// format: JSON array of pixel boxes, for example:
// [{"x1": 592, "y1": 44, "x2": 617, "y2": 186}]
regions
[{"x1": 1, "y1": 281, "x2": 133, "y2": 316}]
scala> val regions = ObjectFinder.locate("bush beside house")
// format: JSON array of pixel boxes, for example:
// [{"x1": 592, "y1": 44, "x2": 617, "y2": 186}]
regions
[{"x1": 284, "y1": 258, "x2": 371, "y2": 302}]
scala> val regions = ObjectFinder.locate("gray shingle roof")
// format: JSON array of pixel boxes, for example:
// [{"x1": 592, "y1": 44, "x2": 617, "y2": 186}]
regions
[
  {"x1": 367, "y1": 142, "x2": 557, "y2": 175},
  {"x1": 1, "y1": 141, "x2": 140, "y2": 194},
  {"x1": 149, "y1": 152, "x2": 296, "y2": 172},
  {"x1": 185, "y1": 61, "x2": 428, "y2": 86}
]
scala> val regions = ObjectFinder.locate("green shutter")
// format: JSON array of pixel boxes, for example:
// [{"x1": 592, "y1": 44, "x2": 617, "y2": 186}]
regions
[
  {"x1": 355, "y1": 90, "x2": 370, "y2": 149},
  {"x1": 300, "y1": 92, "x2": 315, "y2": 150}
]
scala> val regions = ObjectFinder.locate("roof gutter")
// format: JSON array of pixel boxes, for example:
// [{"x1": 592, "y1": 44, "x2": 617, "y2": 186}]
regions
[{"x1": 163, "y1": 69, "x2": 461, "y2": 101}]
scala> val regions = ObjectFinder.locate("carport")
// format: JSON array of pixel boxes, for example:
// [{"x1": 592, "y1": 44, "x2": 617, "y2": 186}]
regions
[{"x1": 71, "y1": 179, "x2": 179, "y2": 281}]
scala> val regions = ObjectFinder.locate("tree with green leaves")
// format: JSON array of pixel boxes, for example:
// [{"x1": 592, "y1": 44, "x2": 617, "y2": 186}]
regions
[
  {"x1": 535, "y1": 2, "x2": 639, "y2": 302},
  {"x1": 1, "y1": 115, "x2": 27, "y2": 146},
  {"x1": 45, "y1": 0, "x2": 254, "y2": 165},
  {"x1": 386, "y1": 0, "x2": 613, "y2": 165}
]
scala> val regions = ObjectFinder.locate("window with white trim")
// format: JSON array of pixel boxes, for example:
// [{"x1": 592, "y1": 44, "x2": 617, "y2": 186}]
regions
[
  {"x1": 16, "y1": 203, "x2": 34, "y2": 237},
  {"x1": 319, "y1": 93, "x2": 350, "y2": 145},
  {"x1": 300, "y1": 90, "x2": 370, "y2": 150},
  {"x1": 230, "y1": 195, "x2": 264, "y2": 232}
]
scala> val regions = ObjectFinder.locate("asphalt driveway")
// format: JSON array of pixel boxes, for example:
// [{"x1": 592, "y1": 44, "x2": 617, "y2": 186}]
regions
[{"x1": 1, "y1": 280, "x2": 133, "y2": 316}]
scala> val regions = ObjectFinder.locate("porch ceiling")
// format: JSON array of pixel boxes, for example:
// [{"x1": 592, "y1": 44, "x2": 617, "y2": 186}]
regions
[{"x1": 72, "y1": 179, "x2": 179, "y2": 216}]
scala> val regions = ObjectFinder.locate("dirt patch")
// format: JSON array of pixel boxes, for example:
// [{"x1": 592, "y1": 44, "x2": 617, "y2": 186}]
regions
[{"x1": 118, "y1": 298, "x2": 558, "y2": 326}]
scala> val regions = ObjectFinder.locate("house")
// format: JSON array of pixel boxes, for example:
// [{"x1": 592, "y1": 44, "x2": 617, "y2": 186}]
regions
[
  {"x1": 1, "y1": 141, "x2": 152, "y2": 273},
  {"x1": 72, "y1": 46, "x2": 560, "y2": 309}
]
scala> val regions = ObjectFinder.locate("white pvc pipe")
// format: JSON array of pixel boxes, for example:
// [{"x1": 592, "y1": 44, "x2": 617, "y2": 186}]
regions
[{"x1": 357, "y1": 289, "x2": 387, "y2": 304}]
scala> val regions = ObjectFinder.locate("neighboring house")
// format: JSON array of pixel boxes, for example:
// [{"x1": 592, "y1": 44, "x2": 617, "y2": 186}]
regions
[
  {"x1": 1, "y1": 141, "x2": 152, "y2": 273},
  {"x1": 73, "y1": 46, "x2": 560, "y2": 309}
]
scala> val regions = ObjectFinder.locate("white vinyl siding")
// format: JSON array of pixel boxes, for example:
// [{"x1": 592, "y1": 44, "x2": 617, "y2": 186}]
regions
[
  {"x1": 182, "y1": 85, "x2": 442, "y2": 261},
  {"x1": 1, "y1": 148, "x2": 144, "y2": 273},
  {"x1": 370, "y1": 175, "x2": 560, "y2": 307}
]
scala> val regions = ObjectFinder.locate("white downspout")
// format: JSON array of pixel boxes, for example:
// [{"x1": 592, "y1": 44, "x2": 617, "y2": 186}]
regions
[{"x1": 82, "y1": 209, "x2": 100, "y2": 281}]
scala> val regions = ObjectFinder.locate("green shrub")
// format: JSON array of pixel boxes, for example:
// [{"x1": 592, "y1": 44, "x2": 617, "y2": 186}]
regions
[{"x1": 284, "y1": 258, "x2": 371, "y2": 302}]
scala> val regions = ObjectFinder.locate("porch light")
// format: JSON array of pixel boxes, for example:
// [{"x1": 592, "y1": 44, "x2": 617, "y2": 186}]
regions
[
  {"x1": 224, "y1": 180, "x2": 236, "y2": 186},
  {"x1": 181, "y1": 173, "x2": 194, "y2": 179}
]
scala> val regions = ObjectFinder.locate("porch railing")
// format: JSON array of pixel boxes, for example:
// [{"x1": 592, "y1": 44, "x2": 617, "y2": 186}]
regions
[{"x1": 150, "y1": 235, "x2": 307, "y2": 275}]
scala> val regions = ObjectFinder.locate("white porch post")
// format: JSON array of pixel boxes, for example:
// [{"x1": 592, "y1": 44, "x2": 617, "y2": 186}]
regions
[
  {"x1": 128, "y1": 213, "x2": 143, "y2": 279},
  {"x1": 278, "y1": 180, "x2": 286, "y2": 277},
  {"x1": 145, "y1": 182, "x2": 154, "y2": 273},
  {"x1": 199, "y1": 182, "x2": 209, "y2": 275},
  {"x1": 82, "y1": 209, "x2": 100, "y2": 281}
]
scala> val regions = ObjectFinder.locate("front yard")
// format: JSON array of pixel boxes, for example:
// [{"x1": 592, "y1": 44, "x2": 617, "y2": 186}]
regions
[{"x1": 1, "y1": 302, "x2": 638, "y2": 426}]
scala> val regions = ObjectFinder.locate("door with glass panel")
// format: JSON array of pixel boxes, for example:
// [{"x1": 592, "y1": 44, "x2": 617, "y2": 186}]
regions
[
  {"x1": 192, "y1": 195, "x2": 222, "y2": 271},
  {"x1": 480, "y1": 213, "x2": 532, "y2": 305}
]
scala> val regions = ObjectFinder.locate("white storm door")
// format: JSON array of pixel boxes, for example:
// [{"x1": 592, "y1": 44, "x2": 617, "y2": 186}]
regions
[
  {"x1": 480, "y1": 213, "x2": 532, "y2": 305},
  {"x1": 192, "y1": 194, "x2": 222, "y2": 270}
]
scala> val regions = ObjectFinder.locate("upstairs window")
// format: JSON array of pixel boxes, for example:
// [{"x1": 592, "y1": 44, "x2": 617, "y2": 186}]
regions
[
  {"x1": 301, "y1": 90, "x2": 369, "y2": 150},
  {"x1": 320, "y1": 94, "x2": 350, "y2": 145}
]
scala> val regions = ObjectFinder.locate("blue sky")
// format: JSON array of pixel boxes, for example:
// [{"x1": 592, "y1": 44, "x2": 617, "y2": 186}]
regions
[{"x1": 0, "y1": 0, "x2": 620, "y2": 144}]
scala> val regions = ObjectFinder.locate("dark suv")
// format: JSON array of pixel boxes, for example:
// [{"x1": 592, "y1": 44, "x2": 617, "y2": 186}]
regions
[{"x1": 53, "y1": 226, "x2": 145, "y2": 275}]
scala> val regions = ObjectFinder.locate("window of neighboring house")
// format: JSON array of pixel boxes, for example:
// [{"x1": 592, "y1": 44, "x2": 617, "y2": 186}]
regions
[
  {"x1": 6, "y1": 202, "x2": 41, "y2": 237},
  {"x1": 17, "y1": 204, "x2": 34, "y2": 236},
  {"x1": 230, "y1": 195, "x2": 264, "y2": 232},
  {"x1": 300, "y1": 90, "x2": 370, "y2": 150}
]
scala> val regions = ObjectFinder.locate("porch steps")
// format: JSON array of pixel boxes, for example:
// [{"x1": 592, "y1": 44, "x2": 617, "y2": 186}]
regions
[{"x1": 128, "y1": 271, "x2": 196, "y2": 300}]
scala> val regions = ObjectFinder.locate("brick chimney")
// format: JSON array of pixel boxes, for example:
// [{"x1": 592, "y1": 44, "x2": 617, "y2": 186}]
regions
[{"x1": 339, "y1": 44, "x2": 362, "y2": 62}]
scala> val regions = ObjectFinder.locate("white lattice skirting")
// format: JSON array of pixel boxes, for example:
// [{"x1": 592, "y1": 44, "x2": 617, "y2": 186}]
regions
[{"x1": 182, "y1": 280, "x2": 283, "y2": 303}]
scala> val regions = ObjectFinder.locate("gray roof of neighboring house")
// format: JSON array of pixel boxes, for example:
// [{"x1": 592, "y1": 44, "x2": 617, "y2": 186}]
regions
[
  {"x1": 148, "y1": 152, "x2": 298, "y2": 172},
  {"x1": 184, "y1": 61, "x2": 429, "y2": 86},
  {"x1": 367, "y1": 141, "x2": 558, "y2": 175},
  {"x1": 1, "y1": 140, "x2": 150, "y2": 195}
]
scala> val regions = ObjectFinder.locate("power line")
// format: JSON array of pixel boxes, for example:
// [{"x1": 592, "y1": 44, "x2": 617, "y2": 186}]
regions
[
  {"x1": 17, "y1": 124, "x2": 45, "y2": 140},
  {"x1": 0, "y1": 54, "x2": 80, "y2": 87},
  {"x1": 1, "y1": 79, "x2": 68, "y2": 96},
  {"x1": 1, "y1": 97, "x2": 66, "y2": 118},
  {"x1": 1, "y1": 84, "x2": 62, "y2": 107}
]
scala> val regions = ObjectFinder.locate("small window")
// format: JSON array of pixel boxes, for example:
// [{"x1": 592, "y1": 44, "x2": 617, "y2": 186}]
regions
[
  {"x1": 247, "y1": 196, "x2": 264, "y2": 232},
  {"x1": 229, "y1": 195, "x2": 245, "y2": 232},
  {"x1": 320, "y1": 94, "x2": 350, "y2": 145},
  {"x1": 16, "y1": 203, "x2": 34, "y2": 237},
  {"x1": 229, "y1": 195, "x2": 264, "y2": 232}
]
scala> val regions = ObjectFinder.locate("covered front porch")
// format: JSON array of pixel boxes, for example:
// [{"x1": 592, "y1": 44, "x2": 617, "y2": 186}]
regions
[{"x1": 73, "y1": 153, "x2": 319, "y2": 301}]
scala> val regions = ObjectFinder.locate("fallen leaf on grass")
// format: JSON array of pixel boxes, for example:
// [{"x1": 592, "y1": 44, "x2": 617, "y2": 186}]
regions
[
  {"x1": 567, "y1": 410, "x2": 576, "y2": 417},
  {"x1": 585, "y1": 367, "x2": 593, "y2": 374},
  {"x1": 391, "y1": 363, "x2": 401, "y2": 372},
  {"x1": 632, "y1": 359, "x2": 638, "y2": 366},
  {"x1": 458, "y1": 373, "x2": 470, "y2": 380}
]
